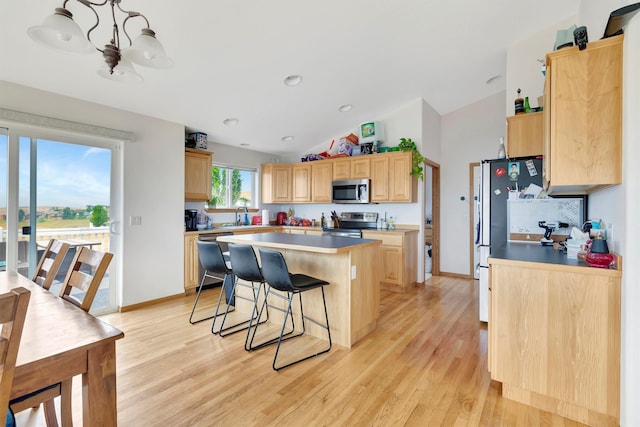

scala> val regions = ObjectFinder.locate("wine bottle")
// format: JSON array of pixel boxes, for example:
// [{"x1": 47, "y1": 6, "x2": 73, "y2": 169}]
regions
[
  {"x1": 524, "y1": 96, "x2": 531, "y2": 113},
  {"x1": 514, "y1": 88, "x2": 524, "y2": 115}
]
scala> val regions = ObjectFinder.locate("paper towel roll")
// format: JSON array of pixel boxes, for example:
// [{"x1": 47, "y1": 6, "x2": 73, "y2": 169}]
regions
[{"x1": 261, "y1": 210, "x2": 269, "y2": 225}]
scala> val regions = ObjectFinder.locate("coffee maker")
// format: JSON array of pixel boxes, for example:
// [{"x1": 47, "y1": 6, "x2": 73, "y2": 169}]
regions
[{"x1": 185, "y1": 209, "x2": 198, "y2": 231}]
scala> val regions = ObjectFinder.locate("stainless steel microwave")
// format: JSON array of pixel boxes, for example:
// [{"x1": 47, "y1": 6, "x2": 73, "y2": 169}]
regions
[{"x1": 332, "y1": 179, "x2": 370, "y2": 204}]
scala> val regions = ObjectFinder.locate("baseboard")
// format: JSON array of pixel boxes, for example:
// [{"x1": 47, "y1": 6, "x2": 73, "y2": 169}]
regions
[
  {"x1": 119, "y1": 293, "x2": 186, "y2": 312},
  {"x1": 438, "y1": 271, "x2": 472, "y2": 279}
]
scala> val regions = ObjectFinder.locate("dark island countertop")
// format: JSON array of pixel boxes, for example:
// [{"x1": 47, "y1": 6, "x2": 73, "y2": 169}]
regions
[
  {"x1": 488, "y1": 242, "x2": 621, "y2": 276},
  {"x1": 217, "y1": 232, "x2": 381, "y2": 254}
]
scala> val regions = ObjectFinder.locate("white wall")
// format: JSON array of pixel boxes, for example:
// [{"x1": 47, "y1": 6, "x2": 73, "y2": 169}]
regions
[
  {"x1": 576, "y1": 2, "x2": 640, "y2": 425},
  {"x1": 1, "y1": 80, "x2": 185, "y2": 307},
  {"x1": 505, "y1": 16, "x2": 578, "y2": 118},
  {"x1": 440, "y1": 91, "x2": 506, "y2": 275}
]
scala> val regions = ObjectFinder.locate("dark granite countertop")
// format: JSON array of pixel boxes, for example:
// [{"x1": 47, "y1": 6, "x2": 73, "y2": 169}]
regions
[
  {"x1": 217, "y1": 232, "x2": 381, "y2": 254},
  {"x1": 488, "y1": 242, "x2": 621, "y2": 275}
]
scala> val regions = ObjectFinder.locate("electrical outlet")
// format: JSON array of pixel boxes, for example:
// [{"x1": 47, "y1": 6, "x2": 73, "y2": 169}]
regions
[
  {"x1": 607, "y1": 223, "x2": 614, "y2": 245},
  {"x1": 351, "y1": 265, "x2": 356, "y2": 280},
  {"x1": 130, "y1": 215, "x2": 142, "y2": 226}
]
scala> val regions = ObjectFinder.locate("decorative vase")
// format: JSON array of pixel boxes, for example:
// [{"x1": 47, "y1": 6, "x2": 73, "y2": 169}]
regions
[{"x1": 585, "y1": 250, "x2": 614, "y2": 268}]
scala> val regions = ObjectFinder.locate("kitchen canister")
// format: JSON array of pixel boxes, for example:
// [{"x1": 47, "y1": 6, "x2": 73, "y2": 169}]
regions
[{"x1": 261, "y1": 209, "x2": 270, "y2": 225}]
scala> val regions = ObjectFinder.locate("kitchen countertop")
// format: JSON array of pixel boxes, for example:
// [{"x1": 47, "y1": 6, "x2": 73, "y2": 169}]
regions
[
  {"x1": 217, "y1": 232, "x2": 381, "y2": 254},
  {"x1": 185, "y1": 225, "x2": 419, "y2": 236},
  {"x1": 488, "y1": 242, "x2": 621, "y2": 276}
]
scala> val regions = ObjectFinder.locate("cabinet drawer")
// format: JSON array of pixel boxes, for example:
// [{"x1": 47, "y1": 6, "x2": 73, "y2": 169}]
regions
[{"x1": 362, "y1": 232, "x2": 403, "y2": 247}]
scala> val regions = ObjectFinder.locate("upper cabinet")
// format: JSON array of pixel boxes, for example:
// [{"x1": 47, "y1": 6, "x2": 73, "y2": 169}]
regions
[
  {"x1": 543, "y1": 35, "x2": 623, "y2": 193},
  {"x1": 185, "y1": 148, "x2": 213, "y2": 201},
  {"x1": 261, "y1": 164, "x2": 292, "y2": 203},
  {"x1": 332, "y1": 157, "x2": 370, "y2": 180},
  {"x1": 371, "y1": 152, "x2": 417, "y2": 203},
  {"x1": 261, "y1": 152, "x2": 416, "y2": 204},
  {"x1": 506, "y1": 112, "x2": 543, "y2": 157},
  {"x1": 311, "y1": 161, "x2": 333, "y2": 203}
]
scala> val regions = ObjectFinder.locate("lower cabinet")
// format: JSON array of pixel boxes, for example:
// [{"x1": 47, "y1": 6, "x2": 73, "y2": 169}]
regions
[
  {"x1": 488, "y1": 260, "x2": 621, "y2": 426},
  {"x1": 362, "y1": 230, "x2": 418, "y2": 293},
  {"x1": 184, "y1": 233, "x2": 200, "y2": 293}
]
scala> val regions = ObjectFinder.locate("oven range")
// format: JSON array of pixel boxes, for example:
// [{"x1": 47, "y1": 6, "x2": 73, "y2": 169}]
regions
[{"x1": 321, "y1": 212, "x2": 378, "y2": 238}]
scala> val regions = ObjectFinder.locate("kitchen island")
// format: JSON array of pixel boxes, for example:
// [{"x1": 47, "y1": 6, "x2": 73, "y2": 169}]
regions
[
  {"x1": 217, "y1": 232, "x2": 381, "y2": 348},
  {"x1": 488, "y1": 243, "x2": 622, "y2": 426}
]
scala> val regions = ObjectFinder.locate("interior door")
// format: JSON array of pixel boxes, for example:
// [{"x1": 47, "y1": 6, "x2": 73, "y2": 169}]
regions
[{"x1": 1, "y1": 125, "x2": 121, "y2": 314}]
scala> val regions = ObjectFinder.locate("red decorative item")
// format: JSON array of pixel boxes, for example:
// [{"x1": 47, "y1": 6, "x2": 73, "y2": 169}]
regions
[
  {"x1": 585, "y1": 251, "x2": 615, "y2": 268},
  {"x1": 495, "y1": 167, "x2": 506, "y2": 177}
]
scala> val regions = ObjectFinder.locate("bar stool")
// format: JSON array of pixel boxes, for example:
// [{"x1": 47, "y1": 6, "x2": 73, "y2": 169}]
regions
[
  {"x1": 227, "y1": 244, "x2": 272, "y2": 349},
  {"x1": 256, "y1": 248, "x2": 332, "y2": 371},
  {"x1": 189, "y1": 240, "x2": 234, "y2": 326}
]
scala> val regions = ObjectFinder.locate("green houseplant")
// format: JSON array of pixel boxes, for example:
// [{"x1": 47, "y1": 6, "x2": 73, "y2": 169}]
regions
[{"x1": 397, "y1": 137, "x2": 426, "y2": 180}]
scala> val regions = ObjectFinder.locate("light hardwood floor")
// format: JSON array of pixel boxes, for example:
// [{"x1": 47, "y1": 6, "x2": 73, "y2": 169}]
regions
[{"x1": 16, "y1": 276, "x2": 588, "y2": 426}]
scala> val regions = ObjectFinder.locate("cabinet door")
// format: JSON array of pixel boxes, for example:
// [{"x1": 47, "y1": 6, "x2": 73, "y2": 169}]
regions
[
  {"x1": 332, "y1": 158, "x2": 351, "y2": 180},
  {"x1": 546, "y1": 35, "x2": 622, "y2": 189},
  {"x1": 351, "y1": 157, "x2": 370, "y2": 178},
  {"x1": 272, "y1": 164, "x2": 292, "y2": 203},
  {"x1": 381, "y1": 246, "x2": 403, "y2": 285},
  {"x1": 370, "y1": 156, "x2": 389, "y2": 202},
  {"x1": 183, "y1": 234, "x2": 200, "y2": 292},
  {"x1": 506, "y1": 112, "x2": 543, "y2": 157},
  {"x1": 185, "y1": 149, "x2": 212, "y2": 201},
  {"x1": 292, "y1": 164, "x2": 311, "y2": 202},
  {"x1": 388, "y1": 152, "x2": 414, "y2": 202},
  {"x1": 311, "y1": 161, "x2": 332, "y2": 202}
]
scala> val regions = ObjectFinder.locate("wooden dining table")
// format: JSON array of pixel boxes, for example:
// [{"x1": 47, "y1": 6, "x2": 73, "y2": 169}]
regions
[{"x1": 0, "y1": 271, "x2": 124, "y2": 426}]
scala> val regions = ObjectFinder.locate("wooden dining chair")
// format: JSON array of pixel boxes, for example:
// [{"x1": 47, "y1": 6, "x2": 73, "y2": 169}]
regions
[
  {"x1": 10, "y1": 248, "x2": 113, "y2": 427},
  {"x1": 58, "y1": 247, "x2": 113, "y2": 312},
  {"x1": 32, "y1": 239, "x2": 70, "y2": 290},
  {"x1": 0, "y1": 287, "x2": 31, "y2": 427}
]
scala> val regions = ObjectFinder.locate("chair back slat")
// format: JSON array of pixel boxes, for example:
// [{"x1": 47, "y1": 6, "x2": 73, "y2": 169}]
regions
[
  {"x1": 59, "y1": 247, "x2": 113, "y2": 312},
  {"x1": 32, "y1": 239, "x2": 70, "y2": 290},
  {"x1": 0, "y1": 287, "x2": 30, "y2": 424}
]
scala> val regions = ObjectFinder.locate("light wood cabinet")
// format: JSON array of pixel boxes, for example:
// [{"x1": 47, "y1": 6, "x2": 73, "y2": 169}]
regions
[
  {"x1": 506, "y1": 112, "x2": 543, "y2": 157},
  {"x1": 332, "y1": 157, "x2": 370, "y2": 180},
  {"x1": 183, "y1": 233, "x2": 200, "y2": 292},
  {"x1": 370, "y1": 152, "x2": 417, "y2": 202},
  {"x1": 261, "y1": 164, "x2": 292, "y2": 203},
  {"x1": 292, "y1": 164, "x2": 311, "y2": 203},
  {"x1": 311, "y1": 161, "x2": 332, "y2": 203},
  {"x1": 362, "y1": 230, "x2": 418, "y2": 293},
  {"x1": 185, "y1": 148, "x2": 213, "y2": 201},
  {"x1": 544, "y1": 35, "x2": 623, "y2": 193},
  {"x1": 488, "y1": 260, "x2": 621, "y2": 426}
]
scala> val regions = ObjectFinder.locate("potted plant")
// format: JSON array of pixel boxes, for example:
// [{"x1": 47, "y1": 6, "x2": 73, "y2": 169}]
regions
[{"x1": 397, "y1": 137, "x2": 426, "y2": 180}]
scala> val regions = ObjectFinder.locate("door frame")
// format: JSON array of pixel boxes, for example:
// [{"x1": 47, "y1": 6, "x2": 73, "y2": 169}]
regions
[
  {"x1": 424, "y1": 158, "x2": 440, "y2": 277},
  {"x1": 469, "y1": 162, "x2": 480, "y2": 278}
]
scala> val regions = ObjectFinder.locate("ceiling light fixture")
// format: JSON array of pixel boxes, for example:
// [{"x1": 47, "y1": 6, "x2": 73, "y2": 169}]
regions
[
  {"x1": 28, "y1": 0, "x2": 173, "y2": 83},
  {"x1": 281, "y1": 136, "x2": 294, "y2": 142},
  {"x1": 283, "y1": 75, "x2": 302, "y2": 86},
  {"x1": 223, "y1": 118, "x2": 239, "y2": 126},
  {"x1": 338, "y1": 104, "x2": 352, "y2": 112}
]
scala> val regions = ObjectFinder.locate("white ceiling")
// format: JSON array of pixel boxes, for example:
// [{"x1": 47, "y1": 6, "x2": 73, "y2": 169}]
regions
[{"x1": 0, "y1": 1, "x2": 579, "y2": 155}]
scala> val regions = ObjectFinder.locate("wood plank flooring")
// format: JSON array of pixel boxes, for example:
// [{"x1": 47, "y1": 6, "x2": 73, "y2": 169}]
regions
[{"x1": 15, "y1": 276, "x2": 588, "y2": 426}]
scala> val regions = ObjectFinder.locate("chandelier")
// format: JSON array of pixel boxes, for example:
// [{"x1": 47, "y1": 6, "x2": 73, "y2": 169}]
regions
[{"x1": 28, "y1": 0, "x2": 172, "y2": 83}]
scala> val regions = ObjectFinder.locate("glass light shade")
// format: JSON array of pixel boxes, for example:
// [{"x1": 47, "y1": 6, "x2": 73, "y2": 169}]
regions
[
  {"x1": 27, "y1": 9, "x2": 94, "y2": 54},
  {"x1": 97, "y1": 58, "x2": 143, "y2": 84},
  {"x1": 122, "y1": 29, "x2": 173, "y2": 69}
]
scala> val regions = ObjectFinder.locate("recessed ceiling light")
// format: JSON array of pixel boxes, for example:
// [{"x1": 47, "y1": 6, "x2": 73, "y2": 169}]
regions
[
  {"x1": 338, "y1": 104, "x2": 352, "y2": 112},
  {"x1": 485, "y1": 75, "x2": 502, "y2": 85},
  {"x1": 281, "y1": 136, "x2": 294, "y2": 142},
  {"x1": 223, "y1": 118, "x2": 239, "y2": 126},
  {"x1": 240, "y1": 143, "x2": 250, "y2": 147},
  {"x1": 283, "y1": 75, "x2": 302, "y2": 86}
]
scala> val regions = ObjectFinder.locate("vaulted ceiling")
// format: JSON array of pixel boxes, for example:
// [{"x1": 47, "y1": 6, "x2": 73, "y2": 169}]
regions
[{"x1": 1, "y1": 1, "x2": 580, "y2": 155}]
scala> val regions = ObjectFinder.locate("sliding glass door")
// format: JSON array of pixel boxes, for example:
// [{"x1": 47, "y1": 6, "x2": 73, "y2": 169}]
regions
[{"x1": 1, "y1": 125, "x2": 121, "y2": 314}]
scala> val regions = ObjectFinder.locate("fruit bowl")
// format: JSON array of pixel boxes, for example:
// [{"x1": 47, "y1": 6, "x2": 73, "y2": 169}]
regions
[{"x1": 585, "y1": 250, "x2": 614, "y2": 268}]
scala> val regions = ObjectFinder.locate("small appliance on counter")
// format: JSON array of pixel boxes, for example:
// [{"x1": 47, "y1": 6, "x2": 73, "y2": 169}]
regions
[
  {"x1": 185, "y1": 209, "x2": 198, "y2": 231},
  {"x1": 276, "y1": 212, "x2": 287, "y2": 225}
]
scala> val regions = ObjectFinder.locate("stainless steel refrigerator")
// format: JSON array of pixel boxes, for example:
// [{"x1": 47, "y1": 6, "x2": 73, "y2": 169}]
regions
[{"x1": 477, "y1": 156, "x2": 543, "y2": 322}]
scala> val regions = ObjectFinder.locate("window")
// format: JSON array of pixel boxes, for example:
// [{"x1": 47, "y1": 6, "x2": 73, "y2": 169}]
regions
[{"x1": 209, "y1": 165, "x2": 256, "y2": 208}]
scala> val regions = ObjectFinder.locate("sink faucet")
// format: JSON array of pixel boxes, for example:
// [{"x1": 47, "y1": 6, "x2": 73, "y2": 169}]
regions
[{"x1": 235, "y1": 206, "x2": 249, "y2": 225}]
